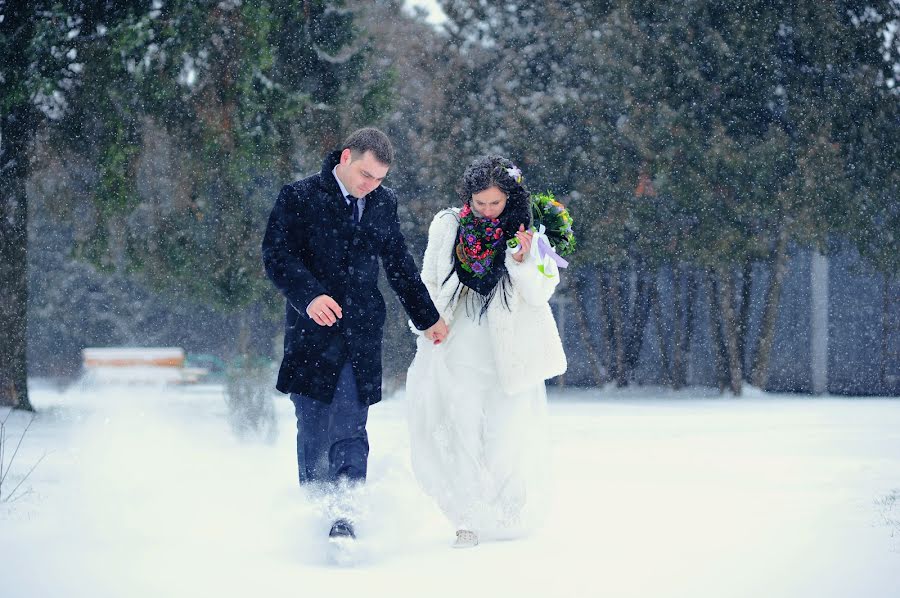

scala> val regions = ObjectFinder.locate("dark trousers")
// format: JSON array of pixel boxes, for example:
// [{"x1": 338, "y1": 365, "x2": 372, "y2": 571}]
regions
[{"x1": 290, "y1": 361, "x2": 369, "y2": 486}]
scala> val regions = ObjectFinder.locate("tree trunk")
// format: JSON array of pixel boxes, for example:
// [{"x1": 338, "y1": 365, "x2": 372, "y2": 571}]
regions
[
  {"x1": 707, "y1": 271, "x2": 729, "y2": 393},
  {"x1": 598, "y1": 267, "x2": 614, "y2": 383},
  {"x1": 623, "y1": 262, "x2": 651, "y2": 375},
  {"x1": 717, "y1": 267, "x2": 743, "y2": 395},
  {"x1": 573, "y1": 271, "x2": 606, "y2": 386},
  {"x1": 672, "y1": 265, "x2": 685, "y2": 389},
  {"x1": 737, "y1": 257, "x2": 753, "y2": 376},
  {"x1": 649, "y1": 274, "x2": 671, "y2": 385},
  {"x1": 879, "y1": 275, "x2": 895, "y2": 394},
  {"x1": 750, "y1": 229, "x2": 790, "y2": 389},
  {"x1": 236, "y1": 309, "x2": 253, "y2": 358},
  {"x1": 608, "y1": 265, "x2": 627, "y2": 386},
  {"x1": 0, "y1": 105, "x2": 35, "y2": 411},
  {"x1": 680, "y1": 266, "x2": 697, "y2": 388}
]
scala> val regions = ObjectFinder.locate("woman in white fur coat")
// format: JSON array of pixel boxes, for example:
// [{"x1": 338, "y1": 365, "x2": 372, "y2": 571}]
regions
[{"x1": 406, "y1": 156, "x2": 567, "y2": 549}]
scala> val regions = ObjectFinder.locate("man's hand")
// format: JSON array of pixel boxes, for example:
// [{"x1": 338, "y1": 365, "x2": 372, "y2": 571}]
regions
[
  {"x1": 307, "y1": 295, "x2": 343, "y2": 326},
  {"x1": 424, "y1": 317, "x2": 449, "y2": 344}
]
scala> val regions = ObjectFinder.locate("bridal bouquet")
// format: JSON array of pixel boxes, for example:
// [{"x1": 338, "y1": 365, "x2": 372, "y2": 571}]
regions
[
  {"x1": 508, "y1": 191, "x2": 575, "y2": 278},
  {"x1": 530, "y1": 191, "x2": 576, "y2": 257}
]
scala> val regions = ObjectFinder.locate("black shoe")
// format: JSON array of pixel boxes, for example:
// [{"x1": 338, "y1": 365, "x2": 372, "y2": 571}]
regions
[{"x1": 329, "y1": 518, "x2": 356, "y2": 540}]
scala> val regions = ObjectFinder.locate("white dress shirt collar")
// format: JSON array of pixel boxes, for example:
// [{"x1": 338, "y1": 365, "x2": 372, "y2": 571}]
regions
[
  {"x1": 332, "y1": 165, "x2": 351, "y2": 199},
  {"x1": 332, "y1": 165, "x2": 366, "y2": 220}
]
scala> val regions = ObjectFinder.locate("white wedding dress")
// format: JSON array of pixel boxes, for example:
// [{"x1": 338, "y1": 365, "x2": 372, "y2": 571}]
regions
[{"x1": 406, "y1": 292, "x2": 550, "y2": 538}]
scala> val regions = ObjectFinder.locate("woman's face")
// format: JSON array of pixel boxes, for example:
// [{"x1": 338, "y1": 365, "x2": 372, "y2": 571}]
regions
[{"x1": 470, "y1": 186, "x2": 507, "y2": 219}]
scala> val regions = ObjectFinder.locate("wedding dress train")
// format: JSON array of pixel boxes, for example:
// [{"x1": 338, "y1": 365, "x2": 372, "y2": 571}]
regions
[{"x1": 406, "y1": 297, "x2": 550, "y2": 539}]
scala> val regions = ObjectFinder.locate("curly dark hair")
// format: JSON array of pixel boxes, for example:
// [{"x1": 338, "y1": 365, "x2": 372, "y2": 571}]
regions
[{"x1": 457, "y1": 155, "x2": 532, "y2": 240}]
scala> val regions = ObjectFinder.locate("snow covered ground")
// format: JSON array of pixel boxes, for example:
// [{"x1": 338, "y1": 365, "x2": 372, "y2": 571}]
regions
[{"x1": 2, "y1": 381, "x2": 899, "y2": 598}]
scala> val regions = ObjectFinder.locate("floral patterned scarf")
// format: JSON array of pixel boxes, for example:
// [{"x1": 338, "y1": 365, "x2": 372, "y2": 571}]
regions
[
  {"x1": 448, "y1": 203, "x2": 512, "y2": 316},
  {"x1": 455, "y1": 203, "x2": 506, "y2": 278}
]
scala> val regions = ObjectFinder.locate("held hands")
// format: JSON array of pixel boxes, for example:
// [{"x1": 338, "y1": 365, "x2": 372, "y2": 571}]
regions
[
  {"x1": 512, "y1": 224, "x2": 534, "y2": 263},
  {"x1": 424, "y1": 317, "x2": 449, "y2": 345},
  {"x1": 307, "y1": 295, "x2": 343, "y2": 326},
  {"x1": 308, "y1": 296, "x2": 448, "y2": 346}
]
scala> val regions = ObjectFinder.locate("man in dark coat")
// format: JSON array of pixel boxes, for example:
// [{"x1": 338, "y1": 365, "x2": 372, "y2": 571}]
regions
[{"x1": 262, "y1": 128, "x2": 447, "y2": 541}]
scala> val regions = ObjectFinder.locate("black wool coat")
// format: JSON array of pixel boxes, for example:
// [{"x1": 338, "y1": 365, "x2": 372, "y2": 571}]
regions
[{"x1": 262, "y1": 151, "x2": 440, "y2": 405}]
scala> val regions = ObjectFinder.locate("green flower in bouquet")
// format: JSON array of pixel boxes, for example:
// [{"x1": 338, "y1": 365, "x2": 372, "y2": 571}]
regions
[{"x1": 530, "y1": 191, "x2": 576, "y2": 256}]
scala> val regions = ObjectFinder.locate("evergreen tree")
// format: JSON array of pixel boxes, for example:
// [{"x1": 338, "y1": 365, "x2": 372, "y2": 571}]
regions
[
  {"x1": 74, "y1": 1, "x2": 389, "y2": 353},
  {"x1": 430, "y1": 0, "x2": 899, "y2": 393},
  {"x1": 2, "y1": 1, "x2": 386, "y2": 408},
  {"x1": 0, "y1": 0, "x2": 40, "y2": 410},
  {"x1": 1, "y1": 0, "x2": 149, "y2": 409},
  {"x1": 621, "y1": 0, "x2": 899, "y2": 391},
  {"x1": 432, "y1": 1, "x2": 647, "y2": 385}
]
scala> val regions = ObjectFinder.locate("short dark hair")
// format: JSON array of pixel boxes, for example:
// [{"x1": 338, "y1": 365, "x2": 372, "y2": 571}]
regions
[
  {"x1": 342, "y1": 127, "x2": 394, "y2": 166},
  {"x1": 457, "y1": 155, "x2": 532, "y2": 238}
]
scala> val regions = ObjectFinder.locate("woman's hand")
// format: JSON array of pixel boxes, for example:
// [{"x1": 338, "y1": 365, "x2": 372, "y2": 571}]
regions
[
  {"x1": 424, "y1": 317, "x2": 449, "y2": 344},
  {"x1": 512, "y1": 224, "x2": 533, "y2": 263}
]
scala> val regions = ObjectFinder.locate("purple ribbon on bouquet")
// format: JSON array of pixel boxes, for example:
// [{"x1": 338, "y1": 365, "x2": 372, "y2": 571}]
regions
[{"x1": 535, "y1": 227, "x2": 569, "y2": 269}]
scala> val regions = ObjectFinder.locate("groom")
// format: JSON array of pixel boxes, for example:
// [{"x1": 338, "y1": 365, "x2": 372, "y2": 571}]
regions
[{"x1": 262, "y1": 128, "x2": 447, "y2": 541}]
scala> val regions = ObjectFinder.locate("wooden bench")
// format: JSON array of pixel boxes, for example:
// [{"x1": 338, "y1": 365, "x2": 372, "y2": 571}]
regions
[{"x1": 81, "y1": 347, "x2": 208, "y2": 384}]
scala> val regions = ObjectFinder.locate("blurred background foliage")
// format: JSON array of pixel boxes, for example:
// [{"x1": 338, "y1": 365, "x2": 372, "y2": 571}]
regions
[{"x1": 2, "y1": 0, "x2": 898, "y2": 406}]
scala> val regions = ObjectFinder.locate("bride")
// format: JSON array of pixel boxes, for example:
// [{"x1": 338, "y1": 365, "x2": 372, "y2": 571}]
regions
[{"x1": 406, "y1": 155, "x2": 567, "y2": 548}]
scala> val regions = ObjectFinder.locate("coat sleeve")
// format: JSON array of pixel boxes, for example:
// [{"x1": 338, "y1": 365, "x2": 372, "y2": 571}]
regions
[
  {"x1": 505, "y1": 247, "x2": 561, "y2": 307},
  {"x1": 380, "y1": 193, "x2": 441, "y2": 331},
  {"x1": 420, "y1": 210, "x2": 455, "y2": 298},
  {"x1": 261, "y1": 184, "x2": 327, "y2": 314}
]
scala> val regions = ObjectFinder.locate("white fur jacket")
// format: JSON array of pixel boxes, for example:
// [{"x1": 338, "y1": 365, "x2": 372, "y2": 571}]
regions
[{"x1": 413, "y1": 208, "x2": 567, "y2": 395}]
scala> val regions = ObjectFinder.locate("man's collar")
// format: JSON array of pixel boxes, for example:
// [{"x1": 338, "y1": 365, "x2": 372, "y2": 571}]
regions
[
  {"x1": 332, "y1": 165, "x2": 351, "y2": 199},
  {"x1": 319, "y1": 150, "x2": 343, "y2": 198}
]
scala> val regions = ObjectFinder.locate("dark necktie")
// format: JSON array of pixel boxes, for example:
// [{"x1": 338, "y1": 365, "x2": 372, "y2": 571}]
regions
[{"x1": 347, "y1": 195, "x2": 360, "y2": 223}]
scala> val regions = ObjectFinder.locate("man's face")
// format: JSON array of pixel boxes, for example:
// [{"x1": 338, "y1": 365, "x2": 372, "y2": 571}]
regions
[{"x1": 335, "y1": 149, "x2": 389, "y2": 198}]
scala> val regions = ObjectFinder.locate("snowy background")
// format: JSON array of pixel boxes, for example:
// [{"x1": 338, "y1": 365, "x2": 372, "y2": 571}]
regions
[
  {"x1": 2, "y1": 381, "x2": 899, "y2": 598},
  {"x1": 2, "y1": 3, "x2": 900, "y2": 595}
]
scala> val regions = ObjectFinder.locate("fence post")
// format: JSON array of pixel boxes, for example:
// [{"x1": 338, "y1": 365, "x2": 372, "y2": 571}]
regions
[{"x1": 810, "y1": 251, "x2": 829, "y2": 394}]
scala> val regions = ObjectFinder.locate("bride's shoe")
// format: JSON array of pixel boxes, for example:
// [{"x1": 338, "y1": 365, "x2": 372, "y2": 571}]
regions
[{"x1": 453, "y1": 529, "x2": 479, "y2": 548}]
